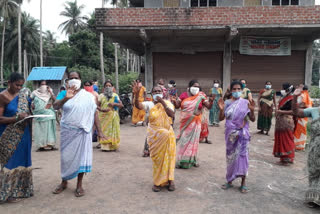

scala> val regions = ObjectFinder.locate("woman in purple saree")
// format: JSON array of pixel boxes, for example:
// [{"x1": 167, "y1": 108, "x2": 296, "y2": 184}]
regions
[{"x1": 218, "y1": 81, "x2": 255, "y2": 193}]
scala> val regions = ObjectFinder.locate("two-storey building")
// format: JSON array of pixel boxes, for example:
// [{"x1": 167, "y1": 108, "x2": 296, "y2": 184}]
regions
[{"x1": 96, "y1": 0, "x2": 320, "y2": 93}]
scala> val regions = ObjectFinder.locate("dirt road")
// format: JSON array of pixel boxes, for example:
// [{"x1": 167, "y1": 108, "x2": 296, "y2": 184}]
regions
[{"x1": 0, "y1": 111, "x2": 318, "y2": 214}]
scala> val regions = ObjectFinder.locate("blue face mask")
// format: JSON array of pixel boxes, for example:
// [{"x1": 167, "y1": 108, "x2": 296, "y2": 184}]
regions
[
  {"x1": 232, "y1": 91, "x2": 242, "y2": 99},
  {"x1": 265, "y1": 85, "x2": 272, "y2": 89},
  {"x1": 153, "y1": 94, "x2": 163, "y2": 101},
  {"x1": 241, "y1": 83, "x2": 246, "y2": 89}
]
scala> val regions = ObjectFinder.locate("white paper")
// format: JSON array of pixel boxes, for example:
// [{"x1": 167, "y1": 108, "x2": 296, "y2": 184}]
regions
[{"x1": 14, "y1": 114, "x2": 54, "y2": 125}]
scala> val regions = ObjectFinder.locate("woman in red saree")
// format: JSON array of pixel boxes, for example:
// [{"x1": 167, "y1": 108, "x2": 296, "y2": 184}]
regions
[
  {"x1": 172, "y1": 80, "x2": 214, "y2": 169},
  {"x1": 273, "y1": 83, "x2": 295, "y2": 165}
]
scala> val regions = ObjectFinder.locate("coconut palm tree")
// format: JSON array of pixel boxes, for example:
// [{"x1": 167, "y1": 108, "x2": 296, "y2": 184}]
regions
[
  {"x1": 5, "y1": 12, "x2": 40, "y2": 72},
  {"x1": 0, "y1": 0, "x2": 18, "y2": 86},
  {"x1": 44, "y1": 30, "x2": 56, "y2": 49},
  {"x1": 59, "y1": 0, "x2": 88, "y2": 36},
  {"x1": 16, "y1": 0, "x2": 30, "y2": 74}
]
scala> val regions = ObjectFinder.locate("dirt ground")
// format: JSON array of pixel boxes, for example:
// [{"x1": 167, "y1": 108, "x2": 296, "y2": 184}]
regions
[{"x1": 0, "y1": 110, "x2": 319, "y2": 214}]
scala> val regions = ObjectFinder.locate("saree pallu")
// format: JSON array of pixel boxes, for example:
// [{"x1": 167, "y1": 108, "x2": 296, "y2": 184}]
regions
[
  {"x1": 31, "y1": 96, "x2": 56, "y2": 149},
  {"x1": 0, "y1": 89, "x2": 33, "y2": 202},
  {"x1": 209, "y1": 88, "x2": 222, "y2": 125},
  {"x1": 294, "y1": 91, "x2": 312, "y2": 151},
  {"x1": 176, "y1": 93, "x2": 205, "y2": 169},
  {"x1": 147, "y1": 101, "x2": 176, "y2": 186},
  {"x1": 60, "y1": 90, "x2": 96, "y2": 180},
  {"x1": 305, "y1": 118, "x2": 320, "y2": 205},
  {"x1": 273, "y1": 96, "x2": 295, "y2": 163},
  {"x1": 200, "y1": 108, "x2": 209, "y2": 142},
  {"x1": 224, "y1": 98, "x2": 250, "y2": 182},
  {"x1": 293, "y1": 117, "x2": 308, "y2": 151},
  {"x1": 98, "y1": 94, "x2": 120, "y2": 151},
  {"x1": 257, "y1": 89, "x2": 275, "y2": 132},
  {"x1": 132, "y1": 86, "x2": 146, "y2": 124}
]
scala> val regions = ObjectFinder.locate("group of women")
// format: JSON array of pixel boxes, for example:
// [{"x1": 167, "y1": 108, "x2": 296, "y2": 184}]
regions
[
  {"x1": 131, "y1": 79, "x2": 254, "y2": 194},
  {"x1": 1, "y1": 73, "x2": 320, "y2": 208},
  {"x1": 0, "y1": 72, "x2": 121, "y2": 202}
]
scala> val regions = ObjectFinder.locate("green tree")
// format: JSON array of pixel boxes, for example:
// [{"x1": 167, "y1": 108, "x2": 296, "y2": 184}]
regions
[
  {"x1": 16, "y1": 0, "x2": 31, "y2": 74},
  {"x1": 5, "y1": 12, "x2": 40, "y2": 71},
  {"x1": 0, "y1": 0, "x2": 18, "y2": 86},
  {"x1": 46, "y1": 41, "x2": 72, "y2": 67},
  {"x1": 59, "y1": 0, "x2": 88, "y2": 36},
  {"x1": 68, "y1": 29, "x2": 115, "y2": 73},
  {"x1": 312, "y1": 40, "x2": 320, "y2": 86}
]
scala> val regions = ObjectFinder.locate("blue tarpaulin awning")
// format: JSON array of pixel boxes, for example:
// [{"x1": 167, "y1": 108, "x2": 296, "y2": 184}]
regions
[{"x1": 27, "y1": 67, "x2": 67, "y2": 81}]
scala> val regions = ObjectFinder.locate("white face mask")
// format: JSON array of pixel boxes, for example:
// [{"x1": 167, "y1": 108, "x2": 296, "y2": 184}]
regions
[
  {"x1": 68, "y1": 79, "x2": 81, "y2": 90},
  {"x1": 213, "y1": 83, "x2": 219, "y2": 88},
  {"x1": 190, "y1": 87, "x2": 200, "y2": 96},
  {"x1": 39, "y1": 85, "x2": 47, "y2": 93},
  {"x1": 153, "y1": 94, "x2": 163, "y2": 101},
  {"x1": 168, "y1": 84, "x2": 173, "y2": 88},
  {"x1": 280, "y1": 90, "x2": 287, "y2": 96}
]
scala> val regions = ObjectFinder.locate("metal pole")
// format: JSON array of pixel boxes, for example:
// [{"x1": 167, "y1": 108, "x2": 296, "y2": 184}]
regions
[
  {"x1": 114, "y1": 43, "x2": 119, "y2": 93},
  {"x1": 40, "y1": 0, "x2": 43, "y2": 67},
  {"x1": 318, "y1": 61, "x2": 320, "y2": 88},
  {"x1": 100, "y1": 0, "x2": 105, "y2": 84}
]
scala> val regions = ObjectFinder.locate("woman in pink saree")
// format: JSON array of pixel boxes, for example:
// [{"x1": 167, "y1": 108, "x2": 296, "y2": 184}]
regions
[{"x1": 172, "y1": 80, "x2": 214, "y2": 169}]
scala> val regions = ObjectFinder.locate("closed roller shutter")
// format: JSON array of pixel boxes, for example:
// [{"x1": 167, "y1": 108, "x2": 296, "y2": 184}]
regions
[
  {"x1": 231, "y1": 51, "x2": 305, "y2": 92},
  {"x1": 153, "y1": 52, "x2": 223, "y2": 95}
]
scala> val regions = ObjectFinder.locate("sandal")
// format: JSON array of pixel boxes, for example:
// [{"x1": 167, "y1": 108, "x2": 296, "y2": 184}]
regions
[
  {"x1": 168, "y1": 184, "x2": 176, "y2": 192},
  {"x1": 74, "y1": 188, "x2": 85, "y2": 197},
  {"x1": 7, "y1": 197, "x2": 24, "y2": 203},
  {"x1": 152, "y1": 185, "x2": 161, "y2": 192},
  {"x1": 239, "y1": 186, "x2": 249, "y2": 193},
  {"x1": 275, "y1": 161, "x2": 289, "y2": 166},
  {"x1": 52, "y1": 184, "x2": 67, "y2": 194},
  {"x1": 142, "y1": 152, "x2": 149, "y2": 157},
  {"x1": 221, "y1": 183, "x2": 234, "y2": 190},
  {"x1": 194, "y1": 163, "x2": 200, "y2": 167},
  {"x1": 51, "y1": 147, "x2": 58, "y2": 151},
  {"x1": 36, "y1": 148, "x2": 45, "y2": 152}
]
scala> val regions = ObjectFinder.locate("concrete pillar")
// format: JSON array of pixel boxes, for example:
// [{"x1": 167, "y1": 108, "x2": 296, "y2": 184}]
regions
[
  {"x1": 223, "y1": 42, "x2": 232, "y2": 93},
  {"x1": 145, "y1": 44, "x2": 153, "y2": 92},
  {"x1": 305, "y1": 42, "x2": 313, "y2": 87},
  {"x1": 138, "y1": 56, "x2": 141, "y2": 75}
]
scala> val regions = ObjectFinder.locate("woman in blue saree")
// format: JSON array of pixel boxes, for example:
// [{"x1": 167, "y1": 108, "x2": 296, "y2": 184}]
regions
[{"x1": 0, "y1": 73, "x2": 33, "y2": 203}]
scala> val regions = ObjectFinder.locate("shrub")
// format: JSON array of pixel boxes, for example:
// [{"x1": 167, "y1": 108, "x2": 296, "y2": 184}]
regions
[
  {"x1": 309, "y1": 86, "x2": 320, "y2": 98},
  {"x1": 106, "y1": 72, "x2": 139, "y2": 94}
]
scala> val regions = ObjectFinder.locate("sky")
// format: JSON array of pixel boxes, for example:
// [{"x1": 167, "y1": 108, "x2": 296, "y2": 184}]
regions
[
  {"x1": 22, "y1": 0, "x2": 320, "y2": 42},
  {"x1": 22, "y1": 0, "x2": 112, "y2": 42}
]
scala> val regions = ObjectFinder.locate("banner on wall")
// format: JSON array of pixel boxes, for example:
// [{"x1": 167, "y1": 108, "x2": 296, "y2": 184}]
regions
[{"x1": 239, "y1": 37, "x2": 291, "y2": 56}]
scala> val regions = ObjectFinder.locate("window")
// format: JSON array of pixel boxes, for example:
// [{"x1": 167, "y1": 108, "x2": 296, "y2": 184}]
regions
[
  {"x1": 163, "y1": 0, "x2": 180, "y2": 7},
  {"x1": 191, "y1": 0, "x2": 217, "y2": 7},
  {"x1": 282, "y1": 0, "x2": 290, "y2": 5},
  {"x1": 272, "y1": 0, "x2": 299, "y2": 5},
  {"x1": 244, "y1": 0, "x2": 262, "y2": 6},
  {"x1": 200, "y1": 0, "x2": 207, "y2": 7}
]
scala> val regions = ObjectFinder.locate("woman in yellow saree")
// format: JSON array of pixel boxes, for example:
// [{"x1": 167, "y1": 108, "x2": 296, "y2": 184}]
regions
[
  {"x1": 132, "y1": 79, "x2": 146, "y2": 126},
  {"x1": 97, "y1": 81, "x2": 123, "y2": 151},
  {"x1": 133, "y1": 81, "x2": 176, "y2": 192}
]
